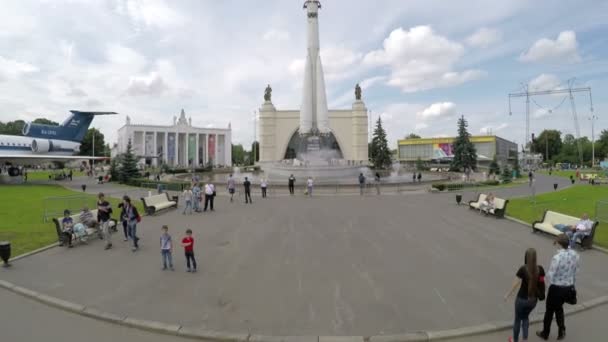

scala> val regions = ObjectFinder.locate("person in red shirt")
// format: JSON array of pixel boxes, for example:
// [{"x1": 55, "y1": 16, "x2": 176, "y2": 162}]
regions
[{"x1": 181, "y1": 229, "x2": 197, "y2": 272}]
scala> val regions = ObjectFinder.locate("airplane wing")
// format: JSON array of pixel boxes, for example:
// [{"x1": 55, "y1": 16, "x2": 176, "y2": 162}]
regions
[{"x1": 0, "y1": 155, "x2": 109, "y2": 164}]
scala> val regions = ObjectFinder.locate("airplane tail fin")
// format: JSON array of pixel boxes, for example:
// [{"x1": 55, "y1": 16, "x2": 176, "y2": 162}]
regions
[{"x1": 23, "y1": 111, "x2": 117, "y2": 142}]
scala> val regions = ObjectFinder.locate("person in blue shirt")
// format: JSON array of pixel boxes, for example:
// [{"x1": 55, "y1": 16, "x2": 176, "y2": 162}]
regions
[{"x1": 60, "y1": 210, "x2": 74, "y2": 248}]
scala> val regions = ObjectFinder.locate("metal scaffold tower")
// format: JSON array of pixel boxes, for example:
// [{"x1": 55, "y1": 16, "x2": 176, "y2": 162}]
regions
[{"x1": 508, "y1": 79, "x2": 594, "y2": 167}]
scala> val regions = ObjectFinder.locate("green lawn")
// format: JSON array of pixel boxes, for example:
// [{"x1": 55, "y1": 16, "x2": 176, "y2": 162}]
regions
[
  {"x1": 26, "y1": 170, "x2": 85, "y2": 181},
  {"x1": 507, "y1": 185, "x2": 608, "y2": 248},
  {"x1": 0, "y1": 184, "x2": 143, "y2": 257},
  {"x1": 538, "y1": 169, "x2": 602, "y2": 179}
]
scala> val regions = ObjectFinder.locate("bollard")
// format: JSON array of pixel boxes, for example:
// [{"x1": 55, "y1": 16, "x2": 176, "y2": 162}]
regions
[{"x1": 0, "y1": 241, "x2": 11, "y2": 267}]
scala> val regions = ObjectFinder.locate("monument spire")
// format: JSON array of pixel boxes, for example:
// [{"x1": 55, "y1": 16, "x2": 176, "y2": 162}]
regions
[{"x1": 300, "y1": 0, "x2": 329, "y2": 135}]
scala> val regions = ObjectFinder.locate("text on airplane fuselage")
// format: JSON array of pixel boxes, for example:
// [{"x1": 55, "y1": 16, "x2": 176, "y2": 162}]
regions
[{"x1": 41, "y1": 130, "x2": 57, "y2": 136}]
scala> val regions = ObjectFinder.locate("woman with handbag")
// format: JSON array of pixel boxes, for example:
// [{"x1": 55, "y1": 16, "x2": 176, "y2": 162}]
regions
[
  {"x1": 504, "y1": 248, "x2": 545, "y2": 342},
  {"x1": 537, "y1": 234, "x2": 580, "y2": 340}
]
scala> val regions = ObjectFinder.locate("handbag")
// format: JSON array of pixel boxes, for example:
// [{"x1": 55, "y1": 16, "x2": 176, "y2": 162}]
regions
[
  {"x1": 537, "y1": 275, "x2": 546, "y2": 301},
  {"x1": 565, "y1": 285, "x2": 577, "y2": 305}
]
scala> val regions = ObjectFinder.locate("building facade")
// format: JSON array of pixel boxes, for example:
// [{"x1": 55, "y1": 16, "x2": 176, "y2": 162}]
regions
[
  {"x1": 258, "y1": 100, "x2": 368, "y2": 163},
  {"x1": 397, "y1": 135, "x2": 518, "y2": 166},
  {"x1": 113, "y1": 110, "x2": 231, "y2": 167}
]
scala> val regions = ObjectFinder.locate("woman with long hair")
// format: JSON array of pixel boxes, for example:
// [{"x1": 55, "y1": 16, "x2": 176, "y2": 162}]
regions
[{"x1": 504, "y1": 248, "x2": 545, "y2": 342}]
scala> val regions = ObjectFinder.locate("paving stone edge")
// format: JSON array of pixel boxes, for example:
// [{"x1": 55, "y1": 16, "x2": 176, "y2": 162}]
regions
[{"x1": 1, "y1": 278, "x2": 607, "y2": 342}]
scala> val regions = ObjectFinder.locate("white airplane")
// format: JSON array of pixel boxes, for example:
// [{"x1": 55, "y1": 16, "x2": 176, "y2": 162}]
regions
[{"x1": 0, "y1": 111, "x2": 116, "y2": 176}]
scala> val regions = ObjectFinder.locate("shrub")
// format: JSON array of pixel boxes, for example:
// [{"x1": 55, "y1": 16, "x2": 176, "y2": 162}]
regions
[{"x1": 432, "y1": 183, "x2": 446, "y2": 191}]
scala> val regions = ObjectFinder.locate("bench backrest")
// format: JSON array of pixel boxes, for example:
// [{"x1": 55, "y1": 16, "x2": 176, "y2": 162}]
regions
[
  {"x1": 58, "y1": 210, "x2": 99, "y2": 229},
  {"x1": 543, "y1": 211, "x2": 581, "y2": 226},
  {"x1": 477, "y1": 194, "x2": 487, "y2": 203},
  {"x1": 145, "y1": 194, "x2": 170, "y2": 206},
  {"x1": 494, "y1": 198, "x2": 507, "y2": 210}
]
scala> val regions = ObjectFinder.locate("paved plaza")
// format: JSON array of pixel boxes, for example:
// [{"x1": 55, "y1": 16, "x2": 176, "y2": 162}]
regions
[{"x1": 1, "y1": 178, "x2": 607, "y2": 337}]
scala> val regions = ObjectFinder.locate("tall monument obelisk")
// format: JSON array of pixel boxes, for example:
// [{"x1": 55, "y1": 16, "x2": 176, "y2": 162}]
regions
[{"x1": 300, "y1": 0, "x2": 330, "y2": 136}]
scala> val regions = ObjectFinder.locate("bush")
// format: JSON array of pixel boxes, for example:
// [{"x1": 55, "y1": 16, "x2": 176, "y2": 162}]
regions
[
  {"x1": 432, "y1": 183, "x2": 446, "y2": 191},
  {"x1": 480, "y1": 180, "x2": 500, "y2": 186}
]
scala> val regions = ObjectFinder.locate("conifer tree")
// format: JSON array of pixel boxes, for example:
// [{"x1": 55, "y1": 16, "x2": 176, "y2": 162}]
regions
[
  {"x1": 450, "y1": 115, "x2": 477, "y2": 172},
  {"x1": 119, "y1": 139, "x2": 140, "y2": 183},
  {"x1": 370, "y1": 117, "x2": 392, "y2": 169}
]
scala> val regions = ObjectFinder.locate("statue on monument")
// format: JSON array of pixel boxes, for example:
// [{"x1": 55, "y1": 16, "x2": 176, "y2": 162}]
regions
[
  {"x1": 355, "y1": 83, "x2": 362, "y2": 101},
  {"x1": 264, "y1": 84, "x2": 272, "y2": 102}
]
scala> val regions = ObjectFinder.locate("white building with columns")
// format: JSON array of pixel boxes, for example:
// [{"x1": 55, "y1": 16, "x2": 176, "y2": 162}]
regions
[{"x1": 113, "y1": 109, "x2": 232, "y2": 167}]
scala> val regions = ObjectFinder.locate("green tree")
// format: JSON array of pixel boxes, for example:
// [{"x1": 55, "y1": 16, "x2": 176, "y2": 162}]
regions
[
  {"x1": 119, "y1": 139, "x2": 140, "y2": 183},
  {"x1": 0, "y1": 120, "x2": 26, "y2": 135},
  {"x1": 405, "y1": 133, "x2": 421, "y2": 139},
  {"x1": 531, "y1": 129, "x2": 562, "y2": 162},
  {"x1": 450, "y1": 115, "x2": 477, "y2": 172},
  {"x1": 232, "y1": 144, "x2": 245, "y2": 165},
  {"x1": 512, "y1": 156, "x2": 521, "y2": 177},
  {"x1": 79, "y1": 128, "x2": 105, "y2": 156},
  {"x1": 596, "y1": 129, "x2": 608, "y2": 161},
  {"x1": 109, "y1": 157, "x2": 120, "y2": 181},
  {"x1": 370, "y1": 117, "x2": 392, "y2": 169},
  {"x1": 32, "y1": 118, "x2": 59, "y2": 126},
  {"x1": 488, "y1": 155, "x2": 500, "y2": 176},
  {"x1": 501, "y1": 165, "x2": 512, "y2": 183}
]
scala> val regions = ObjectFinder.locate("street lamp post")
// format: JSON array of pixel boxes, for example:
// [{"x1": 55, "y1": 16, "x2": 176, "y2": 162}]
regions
[
  {"x1": 590, "y1": 115, "x2": 598, "y2": 167},
  {"x1": 92, "y1": 129, "x2": 95, "y2": 175}
]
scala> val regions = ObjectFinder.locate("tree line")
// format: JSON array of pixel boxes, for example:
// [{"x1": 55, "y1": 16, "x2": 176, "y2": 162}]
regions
[{"x1": 531, "y1": 129, "x2": 608, "y2": 165}]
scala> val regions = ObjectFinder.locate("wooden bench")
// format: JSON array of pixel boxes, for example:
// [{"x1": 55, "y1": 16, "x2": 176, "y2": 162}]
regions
[
  {"x1": 468, "y1": 193, "x2": 509, "y2": 218},
  {"x1": 52, "y1": 210, "x2": 116, "y2": 245},
  {"x1": 532, "y1": 210, "x2": 599, "y2": 249},
  {"x1": 141, "y1": 193, "x2": 177, "y2": 215}
]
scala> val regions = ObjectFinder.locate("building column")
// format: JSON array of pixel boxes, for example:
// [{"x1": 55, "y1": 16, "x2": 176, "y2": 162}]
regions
[
  {"x1": 185, "y1": 131, "x2": 190, "y2": 167},
  {"x1": 174, "y1": 131, "x2": 179, "y2": 167},
  {"x1": 213, "y1": 134, "x2": 218, "y2": 166},
  {"x1": 164, "y1": 132, "x2": 169, "y2": 165},
  {"x1": 195, "y1": 133, "x2": 200, "y2": 167},
  {"x1": 153, "y1": 131, "x2": 158, "y2": 167},
  {"x1": 204, "y1": 134, "x2": 209, "y2": 166}
]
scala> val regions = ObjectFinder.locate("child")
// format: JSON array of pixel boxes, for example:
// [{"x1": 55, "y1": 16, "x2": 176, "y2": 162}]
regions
[
  {"x1": 181, "y1": 229, "x2": 197, "y2": 272},
  {"x1": 160, "y1": 225, "x2": 174, "y2": 271},
  {"x1": 60, "y1": 210, "x2": 74, "y2": 248}
]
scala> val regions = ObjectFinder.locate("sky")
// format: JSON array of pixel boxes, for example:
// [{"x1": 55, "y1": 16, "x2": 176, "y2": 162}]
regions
[{"x1": 0, "y1": 0, "x2": 607, "y2": 150}]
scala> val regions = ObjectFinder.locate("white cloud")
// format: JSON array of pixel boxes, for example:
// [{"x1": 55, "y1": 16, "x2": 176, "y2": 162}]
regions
[
  {"x1": 263, "y1": 29, "x2": 290, "y2": 42},
  {"x1": 0, "y1": 56, "x2": 38, "y2": 80},
  {"x1": 519, "y1": 30, "x2": 581, "y2": 63},
  {"x1": 363, "y1": 26, "x2": 485, "y2": 92},
  {"x1": 126, "y1": 72, "x2": 168, "y2": 96},
  {"x1": 533, "y1": 108, "x2": 551, "y2": 118},
  {"x1": 114, "y1": 0, "x2": 185, "y2": 30},
  {"x1": 529, "y1": 73, "x2": 561, "y2": 91},
  {"x1": 415, "y1": 122, "x2": 429, "y2": 131},
  {"x1": 289, "y1": 46, "x2": 363, "y2": 81},
  {"x1": 466, "y1": 27, "x2": 502, "y2": 48},
  {"x1": 416, "y1": 102, "x2": 457, "y2": 120},
  {"x1": 479, "y1": 123, "x2": 508, "y2": 134}
]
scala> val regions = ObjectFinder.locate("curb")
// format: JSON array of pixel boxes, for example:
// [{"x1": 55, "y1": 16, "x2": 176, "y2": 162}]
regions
[
  {"x1": 1, "y1": 279, "x2": 607, "y2": 342},
  {"x1": 8, "y1": 242, "x2": 60, "y2": 263}
]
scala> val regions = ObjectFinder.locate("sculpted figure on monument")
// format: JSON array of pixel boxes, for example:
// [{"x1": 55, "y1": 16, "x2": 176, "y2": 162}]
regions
[
  {"x1": 355, "y1": 83, "x2": 362, "y2": 100},
  {"x1": 264, "y1": 84, "x2": 272, "y2": 102}
]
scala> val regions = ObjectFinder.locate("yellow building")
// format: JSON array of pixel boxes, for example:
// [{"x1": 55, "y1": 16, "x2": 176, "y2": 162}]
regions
[{"x1": 397, "y1": 135, "x2": 518, "y2": 165}]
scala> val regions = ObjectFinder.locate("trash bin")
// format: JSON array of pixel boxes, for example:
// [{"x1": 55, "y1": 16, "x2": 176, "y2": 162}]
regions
[
  {"x1": 0, "y1": 241, "x2": 11, "y2": 267},
  {"x1": 172, "y1": 196, "x2": 179, "y2": 205},
  {"x1": 455, "y1": 194, "x2": 462, "y2": 205}
]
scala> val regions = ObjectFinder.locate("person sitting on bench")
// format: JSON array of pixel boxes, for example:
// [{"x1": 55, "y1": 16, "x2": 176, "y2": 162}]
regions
[
  {"x1": 480, "y1": 193, "x2": 495, "y2": 214},
  {"x1": 79, "y1": 206, "x2": 97, "y2": 228},
  {"x1": 59, "y1": 210, "x2": 74, "y2": 248},
  {"x1": 553, "y1": 213, "x2": 594, "y2": 248}
]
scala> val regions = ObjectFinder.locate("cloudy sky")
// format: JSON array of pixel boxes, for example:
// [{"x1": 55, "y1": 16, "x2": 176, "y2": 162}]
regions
[{"x1": 1, "y1": 0, "x2": 607, "y2": 149}]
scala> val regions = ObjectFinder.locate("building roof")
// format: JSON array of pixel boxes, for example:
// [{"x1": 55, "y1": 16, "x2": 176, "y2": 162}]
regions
[{"x1": 398, "y1": 135, "x2": 499, "y2": 146}]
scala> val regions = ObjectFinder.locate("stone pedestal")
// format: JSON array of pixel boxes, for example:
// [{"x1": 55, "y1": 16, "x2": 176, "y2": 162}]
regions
[
  {"x1": 258, "y1": 101, "x2": 277, "y2": 162},
  {"x1": 351, "y1": 100, "x2": 368, "y2": 163}
]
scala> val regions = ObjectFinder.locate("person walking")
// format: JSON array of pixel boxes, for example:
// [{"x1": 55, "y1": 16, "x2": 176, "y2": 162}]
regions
[
  {"x1": 182, "y1": 187, "x2": 193, "y2": 215},
  {"x1": 306, "y1": 177, "x2": 313, "y2": 197},
  {"x1": 260, "y1": 178, "x2": 268, "y2": 198},
  {"x1": 122, "y1": 196, "x2": 140, "y2": 252},
  {"x1": 244, "y1": 177, "x2": 252, "y2": 204},
  {"x1": 181, "y1": 229, "x2": 197, "y2": 273},
  {"x1": 412, "y1": 172, "x2": 416, "y2": 183},
  {"x1": 203, "y1": 182, "x2": 215, "y2": 211},
  {"x1": 227, "y1": 174, "x2": 236, "y2": 203},
  {"x1": 536, "y1": 234, "x2": 580, "y2": 340},
  {"x1": 374, "y1": 172, "x2": 381, "y2": 195},
  {"x1": 288, "y1": 174, "x2": 296, "y2": 195},
  {"x1": 417, "y1": 172, "x2": 422, "y2": 183},
  {"x1": 97, "y1": 193, "x2": 113, "y2": 250},
  {"x1": 504, "y1": 248, "x2": 545, "y2": 342},
  {"x1": 528, "y1": 170, "x2": 534, "y2": 187},
  {"x1": 160, "y1": 225, "x2": 174, "y2": 271},
  {"x1": 358, "y1": 173, "x2": 366, "y2": 196},
  {"x1": 192, "y1": 183, "x2": 202, "y2": 212}
]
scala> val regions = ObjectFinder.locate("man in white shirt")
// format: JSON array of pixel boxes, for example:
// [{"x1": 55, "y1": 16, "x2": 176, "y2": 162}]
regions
[
  {"x1": 554, "y1": 214, "x2": 594, "y2": 249},
  {"x1": 306, "y1": 177, "x2": 313, "y2": 197},
  {"x1": 203, "y1": 183, "x2": 215, "y2": 211}
]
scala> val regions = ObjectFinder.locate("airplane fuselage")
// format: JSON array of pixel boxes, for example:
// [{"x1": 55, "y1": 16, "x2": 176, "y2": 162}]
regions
[{"x1": 0, "y1": 135, "x2": 80, "y2": 157}]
